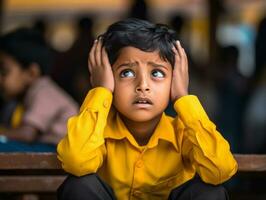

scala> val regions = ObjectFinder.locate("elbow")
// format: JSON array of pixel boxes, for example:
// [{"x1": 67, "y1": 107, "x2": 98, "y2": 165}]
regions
[
  {"x1": 57, "y1": 143, "x2": 103, "y2": 177},
  {"x1": 60, "y1": 153, "x2": 98, "y2": 177},
  {"x1": 200, "y1": 159, "x2": 238, "y2": 185},
  {"x1": 218, "y1": 159, "x2": 238, "y2": 183}
]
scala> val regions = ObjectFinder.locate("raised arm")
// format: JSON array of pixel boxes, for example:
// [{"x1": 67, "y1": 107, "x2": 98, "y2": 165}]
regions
[
  {"x1": 171, "y1": 41, "x2": 237, "y2": 184},
  {"x1": 57, "y1": 38, "x2": 114, "y2": 176}
]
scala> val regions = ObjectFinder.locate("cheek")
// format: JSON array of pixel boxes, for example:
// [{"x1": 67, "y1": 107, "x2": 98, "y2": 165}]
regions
[
  {"x1": 155, "y1": 79, "x2": 171, "y2": 94},
  {"x1": 4, "y1": 73, "x2": 25, "y2": 93},
  {"x1": 153, "y1": 80, "x2": 171, "y2": 106},
  {"x1": 113, "y1": 83, "x2": 130, "y2": 109}
]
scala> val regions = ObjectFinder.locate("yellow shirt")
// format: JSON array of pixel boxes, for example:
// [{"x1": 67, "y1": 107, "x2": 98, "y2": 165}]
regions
[{"x1": 57, "y1": 87, "x2": 238, "y2": 200}]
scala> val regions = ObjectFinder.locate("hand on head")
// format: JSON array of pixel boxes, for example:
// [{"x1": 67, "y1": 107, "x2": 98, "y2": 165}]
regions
[
  {"x1": 88, "y1": 37, "x2": 189, "y2": 102},
  {"x1": 88, "y1": 37, "x2": 114, "y2": 93},
  {"x1": 170, "y1": 41, "x2": 189, "y2": 102}
]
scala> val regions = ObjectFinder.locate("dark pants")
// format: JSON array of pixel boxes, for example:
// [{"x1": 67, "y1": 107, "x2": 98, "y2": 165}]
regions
[{"x1": 57, "y1": 174, "x2": 229, "y2": 200}]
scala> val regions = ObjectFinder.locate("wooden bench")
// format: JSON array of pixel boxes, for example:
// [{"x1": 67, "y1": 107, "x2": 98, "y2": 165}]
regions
[
  {"x1": 0, "y1": 153, "x2": 65, "y2": 193},
  {"x1": 0, "y1": 153, "x2": 266, "y2": 193}
]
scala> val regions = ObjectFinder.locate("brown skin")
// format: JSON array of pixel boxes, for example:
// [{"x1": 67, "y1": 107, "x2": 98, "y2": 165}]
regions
[
  {"x1": 88, "y1": 39, "x2": 189, "y2": 146},
  {"x1": 112, "y1": 47, "x2": 172, "y2": 145},
  {"x1": 0, "y1": 53, "x2": 41, "y2": 142}
]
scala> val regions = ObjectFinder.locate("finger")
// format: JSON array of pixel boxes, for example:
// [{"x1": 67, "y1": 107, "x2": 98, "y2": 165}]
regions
[
  {"x1": 182, "y1": 48, "x2": 189, "y2": 72},
  {"x1": 95, "y1": 37, "x2": 102, "y2": 67},
  {"x1": 176, "y1": 41, "x2": 186, "y2": 71},
  {"x1": 101, "y1": 47, "x2": 110, "y2": 69},
  {"x1": 176, "y1": 41, "x2": 184, "y2": 58},
  {"x1": 172, "y1": 43, "x2": 180, "y2": 63},
  {"x1": 88, "y1": 59, "x2": 92, "y2": 74},
  {"x1": 180, "y1": 47, "x2": 188, "y2": 72},
  {"x1": 89, "y1": 39, "x2": 97, "y2": 67},
  {"x1": 172, "y1": 42, "x2": 181, "y2": 69}
]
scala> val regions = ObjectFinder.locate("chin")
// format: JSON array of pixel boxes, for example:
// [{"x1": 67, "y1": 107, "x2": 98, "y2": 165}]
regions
[{"x1": 122, "y1": 111, "x2": 163, "y2": 122}]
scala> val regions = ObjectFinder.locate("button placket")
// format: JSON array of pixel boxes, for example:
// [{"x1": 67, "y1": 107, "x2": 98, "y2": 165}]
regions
[{"x1": 136, "y1": 160, "x2": 143, "y2": 168}]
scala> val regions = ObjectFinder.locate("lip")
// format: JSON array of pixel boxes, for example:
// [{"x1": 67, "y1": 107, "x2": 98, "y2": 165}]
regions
[{"x1": 133, "y1": 97, "x2": 153, "y2": 108}]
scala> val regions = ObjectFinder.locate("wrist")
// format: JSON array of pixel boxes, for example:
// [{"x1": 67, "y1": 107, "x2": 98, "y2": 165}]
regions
[
  {"x1": 100, "y1": 80, "x2": 114, "y2": 93},
  {"x1": 172, "y1": 92, "x2": 188, "y2": 102},
  {"x1": 103, "y1": 85, "x2": 114, "y2": 93}
]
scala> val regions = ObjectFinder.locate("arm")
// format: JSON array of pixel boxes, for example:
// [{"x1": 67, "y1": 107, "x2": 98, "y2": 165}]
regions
[
  {"x1": 57, "y1": 88, "x2": 112, "y2": 176},
  {"x1": 175, "y1": 96, "x2": 237, "y2": 184},
  {"x1": 171, "y1": 41, "x2": 237, "y2": 184},
  {"x1": 57, "y1": 38, "x2": 115, "y2": 176}
]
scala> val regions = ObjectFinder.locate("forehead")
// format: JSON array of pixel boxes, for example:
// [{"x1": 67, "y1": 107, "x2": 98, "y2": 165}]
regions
[{"x1": 113, "y1": 46, "x2": 171, "y2": 67}]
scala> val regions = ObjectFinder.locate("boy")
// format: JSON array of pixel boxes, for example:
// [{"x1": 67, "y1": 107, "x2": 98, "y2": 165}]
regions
[
  {"x1": 0, "y1": 28, "x2": 78, "y2": 152},
  {"x1": 57, "y1": 18, "x2": 237, "y2": 199}
]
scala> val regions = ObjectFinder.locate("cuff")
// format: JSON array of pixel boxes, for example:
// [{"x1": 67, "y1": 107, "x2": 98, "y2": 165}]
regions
[
  {"x1": 80, "y1": 87, "x2": 113, "y2": 113},
  {"x1": 174, "y1": 95, "x2": 209, "y2": 124}
]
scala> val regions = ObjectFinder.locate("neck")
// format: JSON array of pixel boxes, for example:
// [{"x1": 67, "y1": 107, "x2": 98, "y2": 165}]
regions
[{"x1": 120, "y1": 114, "x2": 162, "y2": 146}]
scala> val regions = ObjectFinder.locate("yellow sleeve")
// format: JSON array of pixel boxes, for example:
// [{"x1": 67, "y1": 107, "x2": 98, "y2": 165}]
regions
[
  {"x1": 174, "y1": 95, "x2": 238, "y2": 185},
  {"x1": 57, "y1": 87, "x2": 112, "y2": 176}
]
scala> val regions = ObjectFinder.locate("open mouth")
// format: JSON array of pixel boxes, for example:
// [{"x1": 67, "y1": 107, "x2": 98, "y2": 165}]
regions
[{"x1": 133, "y1": 97, "x2": 153, "y2": 105}]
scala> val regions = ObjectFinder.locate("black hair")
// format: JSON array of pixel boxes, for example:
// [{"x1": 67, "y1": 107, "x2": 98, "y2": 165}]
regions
[
  {"x1": 101, "y1": 18, "x2": 178, "y2": 67},
  {"x1": 0, "y1": 27, "x2": 53, "y2": 75}
]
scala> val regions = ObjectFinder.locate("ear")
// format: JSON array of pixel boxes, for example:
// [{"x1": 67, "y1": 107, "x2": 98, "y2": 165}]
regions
[
  {"x1": 26, "y1": 63, "x2": 41, "y2": 80},
  {"x1": 24, "y1": 63, "x2": 41, "y2": 83}
]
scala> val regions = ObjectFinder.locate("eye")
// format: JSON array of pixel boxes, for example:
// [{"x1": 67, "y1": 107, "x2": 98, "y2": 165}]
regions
[
  {"x1": 120, "y1": 69, "x2": 135, "y2": 78},
  {"x1": 151, "y1": 70, "x2": 165, "y2": 78}
]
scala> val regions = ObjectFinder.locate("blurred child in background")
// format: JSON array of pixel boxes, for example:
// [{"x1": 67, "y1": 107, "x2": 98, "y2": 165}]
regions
[{"x1": 0, "y1": 28, "x2": 78, "y2": 152}]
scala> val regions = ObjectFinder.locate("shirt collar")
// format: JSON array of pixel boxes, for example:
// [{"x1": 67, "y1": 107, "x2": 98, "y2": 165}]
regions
[
  {"x1": 104, "y1": 109, "x2": 179, "y2": 152},
  {"x1": 147, "y1": 113, "x2": 179, "y2": 151}
]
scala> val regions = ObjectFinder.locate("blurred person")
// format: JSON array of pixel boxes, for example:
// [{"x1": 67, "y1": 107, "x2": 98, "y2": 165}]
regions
[
  {"x1": 51, "y1": 17, "x2": 95, "y2": 104},
  {"x1": 217, "y1": 16, "x2": 256, "y2": 78},
  {"x1": 128, "y1": 0, "x2": 149, "y2": 20},
  {"x1": 254, "y1": 17, "x2": 266, "y2": 80},
  {"x1": 0, "y1": 28, "x2": 78, "y2": 152},
  {"x1": 242, "y1": 68, "x2": 266, "y2": 153},
  {"x1": 33, "y1": 18, "x2": 48, "y2": 38},
  {"x1": 242, "y1": 16, "x2": 266, "y2": 153},
  {"x1": 169, "y1": 15, "x2": 185, "y2": 39},
  {"x1": 215, "y1": 45, "x2": 248, "y2": 153}
]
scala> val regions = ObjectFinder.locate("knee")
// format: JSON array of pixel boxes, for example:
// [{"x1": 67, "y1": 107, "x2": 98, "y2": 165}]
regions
[
  {"x1": 57, "y1": 173, "x2": 99, "y2": 200},
  {"x1": 193, "y1": 181, "x2": 229, "y2": 200},
  {"x1": 205, "y1": 185, "x2": 228, "y2": 200},
  {"x1": 170, "y1": 177, "x2": 229, "y2": 200}
]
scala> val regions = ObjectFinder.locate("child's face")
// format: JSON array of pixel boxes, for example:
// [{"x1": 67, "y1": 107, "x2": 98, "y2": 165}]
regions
[
  {"x1": 112, "y1": 47, "x2": 172, "y2": 122},
  {"x1": 0, "y1": 53, "x2": 30, "y2": 99}
]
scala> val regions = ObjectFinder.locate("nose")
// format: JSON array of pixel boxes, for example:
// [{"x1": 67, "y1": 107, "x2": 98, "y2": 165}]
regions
[{"x1": 135, "y1": 73, "x2": 150, "y2": 93}]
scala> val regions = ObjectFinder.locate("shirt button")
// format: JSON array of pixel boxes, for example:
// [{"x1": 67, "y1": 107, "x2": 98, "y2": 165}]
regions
[
  {"x1": 136, "y1": 160, "x2": 143, "y2": 168},
  {"x1": 103, "y1": 100, "x2": 109, "y2": 108},
  {"x1": 133, "y1": 190, "x2": 142, "y2": 197}
]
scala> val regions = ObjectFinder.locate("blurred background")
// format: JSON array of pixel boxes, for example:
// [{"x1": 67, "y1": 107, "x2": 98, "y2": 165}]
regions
[{"x1": 0, "y1": 0, "x2": 265, "y2": 199}]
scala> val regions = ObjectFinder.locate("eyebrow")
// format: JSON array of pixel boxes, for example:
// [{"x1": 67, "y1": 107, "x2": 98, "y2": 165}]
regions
[
  {"x1": 116, "y1": 61, "x2": 169, "y2": 70},
  {"x1": 148, "y1": 62, "x2": 169, "y2": 70},
  {"x1": 117, "y1": 62, "x2": 138, "y2": 68},
  {"x1": 115, "y1": 62, "x2": 138, "y2": 70}
]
